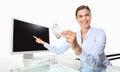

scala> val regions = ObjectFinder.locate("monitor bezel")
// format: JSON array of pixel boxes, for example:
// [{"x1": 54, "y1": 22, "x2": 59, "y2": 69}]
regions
[{"x1": 11, "y1": 18, "x2": 50, "y2": 55}]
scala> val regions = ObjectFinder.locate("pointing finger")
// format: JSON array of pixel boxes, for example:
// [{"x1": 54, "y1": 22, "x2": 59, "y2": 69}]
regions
[{"x1": 33, "y1": 35, "x2": 37, "y2": 39}]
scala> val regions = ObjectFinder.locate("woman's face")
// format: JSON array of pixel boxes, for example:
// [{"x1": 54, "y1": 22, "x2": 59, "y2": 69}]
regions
[{"x1": 76, "y1": 9, "x2": 91, "y2": 29}]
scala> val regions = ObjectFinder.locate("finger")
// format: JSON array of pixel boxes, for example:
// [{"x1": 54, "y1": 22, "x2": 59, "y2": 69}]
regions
[
  {"x1": 33, "y1": 35, "x2": 37, "y2": 39},
  {"x1": 61, "y1": 31, "x2": 67, "y2": 36},
  {"x1": 61, "y1": 30, "x2": 70, "y2": 36},
  {"x1": 66, "y1": 38, "x2": 71, "y2": 43},
  {"x1": 64, "y1": 34, "x2": 71, "y2": 39}
]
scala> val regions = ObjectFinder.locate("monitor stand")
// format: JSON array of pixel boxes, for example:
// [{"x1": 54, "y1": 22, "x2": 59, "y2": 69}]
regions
[
  {"x1": 23, "y1": 53, "x2": 49, "y2": 66},
  {"x1": 23, "y1": 53, "x2": 34, "y2": 60},
  {"x1": 23, "y1": 53, "x2": 49, "y2": 62}
]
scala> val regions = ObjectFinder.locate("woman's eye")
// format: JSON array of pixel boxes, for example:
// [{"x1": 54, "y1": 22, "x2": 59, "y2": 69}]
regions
[
  {"x1": 79, "y1": 15, "x2": 82, "y2": 18},
  {"x1": 85, "y1": 14, "x2": 90, "y2": 16}
]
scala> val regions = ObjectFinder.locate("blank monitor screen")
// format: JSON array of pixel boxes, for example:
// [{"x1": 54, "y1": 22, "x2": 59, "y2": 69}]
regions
[{"x1": 13, "y1": 19, "x2": 49, "y2": 52}]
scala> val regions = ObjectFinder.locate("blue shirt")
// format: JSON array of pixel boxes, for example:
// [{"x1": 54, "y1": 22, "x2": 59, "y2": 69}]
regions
[{"x1": 44, "y1": 27, "x2": 111, "y2": 72}]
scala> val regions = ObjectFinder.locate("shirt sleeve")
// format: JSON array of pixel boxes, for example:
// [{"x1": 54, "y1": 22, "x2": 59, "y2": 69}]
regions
[
  {"x1": 43, "y1": 41, "x2": 70, "y2": 54},
  {"x1": 79, "y1": 30, "x2": 106, "y2": 67}
]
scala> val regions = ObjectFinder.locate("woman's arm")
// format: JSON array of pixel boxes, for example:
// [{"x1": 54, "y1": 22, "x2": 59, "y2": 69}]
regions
[{"x1": 33, "y1": 35, "x2": 70, "y2": 54}]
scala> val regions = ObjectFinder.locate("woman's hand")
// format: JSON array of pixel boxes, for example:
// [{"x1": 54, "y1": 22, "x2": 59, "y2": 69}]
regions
[
  {"x1": 61, "y1": 30, "x2": 78, "y2": 48},
  {"x1": 61, "y1": 30, "x2": 77, "y2": 46},
  {"x1": 33, "y1": 35, "x2": 45, "y2": 45},
  {"x1": 61, "y1": 30, "x2": 82, "y2": 55}
]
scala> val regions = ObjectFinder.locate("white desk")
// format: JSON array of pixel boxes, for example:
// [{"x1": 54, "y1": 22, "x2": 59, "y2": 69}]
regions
[
  {"x1": 0, "y1": 54, "x2": 120, "y2": 72},
  {"x1": 10, "y1": 62, "x2": 79, "y2": 72},
  {"x1": 0, "y1": 54, "x2": 80, "y2": 72}
]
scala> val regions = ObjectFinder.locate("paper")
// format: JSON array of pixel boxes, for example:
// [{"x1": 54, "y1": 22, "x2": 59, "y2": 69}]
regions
[{"x1": 51, "y1": 23, "x2": 63, "y2": 39}]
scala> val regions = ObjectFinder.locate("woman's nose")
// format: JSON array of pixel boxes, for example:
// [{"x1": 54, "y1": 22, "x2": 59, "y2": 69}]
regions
[{"x1": 82, "y1": 16, "x2": 87, "y2": 21}]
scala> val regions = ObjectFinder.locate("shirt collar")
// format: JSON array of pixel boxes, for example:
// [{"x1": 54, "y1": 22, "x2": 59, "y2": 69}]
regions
[
  {"x1": 78, "y1": 27, "x2": 92, "y2": 45},
  {"x1": 84, "y1": 27, "x2": 92, "y2": 39}
]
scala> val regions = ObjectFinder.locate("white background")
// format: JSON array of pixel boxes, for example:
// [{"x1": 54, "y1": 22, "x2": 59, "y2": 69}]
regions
[{"x1": 0, "y1": 0, "x2": 120, "y2": 66}]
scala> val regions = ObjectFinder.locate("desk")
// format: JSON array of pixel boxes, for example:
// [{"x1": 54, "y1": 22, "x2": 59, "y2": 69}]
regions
[
  {"x1": 0, "y1": 54, "x2": 120, "y2": 72},
  {"x1": 10, "y1": 59, "x2": 120, "y2": 72},
  {"x1": 9, "y1": 55, "x2": 79, "y2": 72},
  {"x1": 10, "y1": 61, "x2": 79, "y2": 72}
]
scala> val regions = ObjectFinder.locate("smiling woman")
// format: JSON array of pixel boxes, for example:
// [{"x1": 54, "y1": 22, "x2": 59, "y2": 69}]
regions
[
  {"x1": 75, "y1": 5, "x2": 91, "y2": 30},
  {"x1": 33, "y1": 5, "x2": 112, "y2": 72},
  {"x1": 75, "y1": 5, "x2": 91, "y2": 43}
]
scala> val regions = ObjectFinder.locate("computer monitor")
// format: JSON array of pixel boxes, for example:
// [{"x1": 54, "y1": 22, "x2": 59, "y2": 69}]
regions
[{"x1": 12, "y1": 19, "x2": 49, "y2": 60}]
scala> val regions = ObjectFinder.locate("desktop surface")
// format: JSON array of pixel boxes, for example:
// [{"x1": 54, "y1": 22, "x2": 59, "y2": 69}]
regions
[
  {"x1": 10, "y1": 58, "x2": 120, "y2": 72},
  {"x1": 10, "y1": 60, "x2": 120, "y2": 72},
  {"x1": 10, "y1": 59, "x2": 79, "y2": 72},
  {"x1": 0, "y1": 54, "x2": 120, "y2": 72}
]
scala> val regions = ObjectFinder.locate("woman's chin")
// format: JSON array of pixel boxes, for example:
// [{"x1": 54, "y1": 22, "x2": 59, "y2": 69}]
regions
[{"x1": 82, "y1": 25, "x2": 90, "y2": 29}]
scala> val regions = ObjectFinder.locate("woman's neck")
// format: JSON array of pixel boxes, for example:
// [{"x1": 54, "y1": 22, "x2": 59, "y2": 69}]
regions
[{"x1": 81, "y1": 27, "x2": 90, "y2": 34}]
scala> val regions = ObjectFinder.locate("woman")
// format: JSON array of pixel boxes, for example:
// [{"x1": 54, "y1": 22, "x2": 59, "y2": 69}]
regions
[{"x1": 33, "y1": 5, "x2": 111, "y2": 72}]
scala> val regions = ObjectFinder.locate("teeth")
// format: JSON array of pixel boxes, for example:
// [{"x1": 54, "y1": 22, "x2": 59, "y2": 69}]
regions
[{"x1": 83, "y1": 21, "x2": 87, "y2": 24}]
